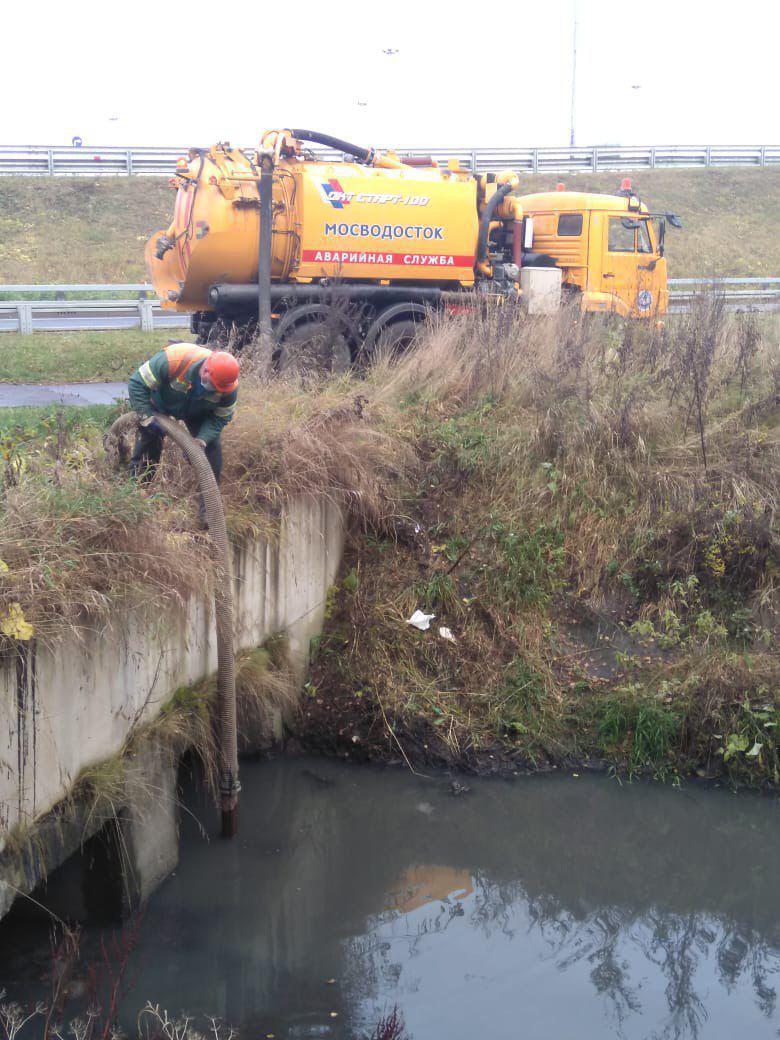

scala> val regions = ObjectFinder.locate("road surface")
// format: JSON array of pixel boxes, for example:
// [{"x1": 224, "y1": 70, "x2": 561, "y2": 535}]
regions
[
  {"x1": 0, "y1": 315, "x2": 188, "y2": 333},
  {"x1": 0, "y1": 382, "x2": 128, "y2": 408}
]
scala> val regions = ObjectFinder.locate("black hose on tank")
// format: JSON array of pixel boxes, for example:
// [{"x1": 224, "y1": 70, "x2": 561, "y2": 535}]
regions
[
  {"x1": 289, "y1": 129, "x2": 372, "y2": 163},
  {"x1": 477, "y1": 182, "x2": 514, "y2": 267},
  {"x1": 109, "y1": 412, "x2": 240, "y2": 838},
  {"x1": 209, "y1": 282, "x2": 443, "y2": 310}
]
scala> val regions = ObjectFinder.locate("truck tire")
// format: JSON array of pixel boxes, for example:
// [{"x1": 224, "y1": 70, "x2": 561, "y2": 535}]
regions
[
  {"x1": 275, "y1": 320, "x2": 352, "y2": 377},
  {"x1": 373, "y1": 320, "x2": 421, "y2": 357},
  {"x1": 360, "y1": 302, "x2": 430, "y2": 364}
]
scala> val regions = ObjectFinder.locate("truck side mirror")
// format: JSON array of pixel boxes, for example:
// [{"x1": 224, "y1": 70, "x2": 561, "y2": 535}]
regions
[{"x1": 666, "y1": 213, "x2": 683, "y2": 229}]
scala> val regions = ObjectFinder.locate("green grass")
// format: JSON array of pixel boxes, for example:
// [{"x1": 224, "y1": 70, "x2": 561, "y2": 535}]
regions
[
  {"x1": 0, "y1": 169, "x2": 778, "y2": 285},
  {"x1": 0, "y1": 403, "x2": 117, "y2": 441},
  {"x1": 594, "y1": 685, "x2": 683, "y2": 779},
  {"x1": 0, "y1": 177, "x2": 171, "y2": 283},
  {"x1": 0, "y1": 330, "x2": 192, "y2": 383}
]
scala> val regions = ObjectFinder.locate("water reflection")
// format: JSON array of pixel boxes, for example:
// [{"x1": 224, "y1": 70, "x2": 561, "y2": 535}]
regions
[
  {"x1": 385, "y1": 866, "x2": 474, "y2": 914},
  {"x1": 1, "y1": 760, "x2": 778, "y2": 1040},
  {"x1": 347, "y1": 873, "x2": 779, "y2": 1040}
]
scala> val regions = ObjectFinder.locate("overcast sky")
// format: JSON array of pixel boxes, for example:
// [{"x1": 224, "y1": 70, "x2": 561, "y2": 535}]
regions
[{"x1": 2, "y1": 0, "x2": 778, "y2": 148}]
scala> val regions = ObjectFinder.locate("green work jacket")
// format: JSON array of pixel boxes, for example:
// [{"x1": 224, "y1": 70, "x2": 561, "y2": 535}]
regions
[{"x1": 128, "y1": 344, "x2": 237, "y2": 444}]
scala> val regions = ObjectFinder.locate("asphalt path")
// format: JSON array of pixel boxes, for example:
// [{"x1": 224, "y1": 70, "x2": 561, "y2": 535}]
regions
[{"x1": 0, "y1": 382, "x2": 128, "y2": 408}]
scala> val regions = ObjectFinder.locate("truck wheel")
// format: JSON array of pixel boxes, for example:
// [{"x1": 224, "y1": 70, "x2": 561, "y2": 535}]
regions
[
  {"x1": 360, "y1": 303, "x2": 430, "y2": 365},
  {"x1": 276, "y1": 321, "x2": 352, "y2": 377},
  {"x1": 373, "y1": 320, "x2": 421, "y2": 357}
]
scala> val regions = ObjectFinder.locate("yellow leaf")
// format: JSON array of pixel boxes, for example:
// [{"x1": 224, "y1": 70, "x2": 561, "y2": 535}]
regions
[
  {"x1": 165, "y1": 532, "x2": 190, "y2": 547},
  {"x1": 0, "y1": 559, "x2": 8, "y2": 574},
  {"x1": 0, "y1": 602, "x2": 34, "y2": 641}
]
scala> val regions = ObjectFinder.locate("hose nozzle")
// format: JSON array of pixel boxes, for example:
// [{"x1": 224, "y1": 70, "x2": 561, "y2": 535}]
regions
[{"x1": 155, "y1": 234, "x2": 174, "y2": 261}]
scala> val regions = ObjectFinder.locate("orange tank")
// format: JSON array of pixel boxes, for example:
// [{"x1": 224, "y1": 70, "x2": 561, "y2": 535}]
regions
[{"x1": 147, "y1": 138, "x2": 485, "y2": 313}]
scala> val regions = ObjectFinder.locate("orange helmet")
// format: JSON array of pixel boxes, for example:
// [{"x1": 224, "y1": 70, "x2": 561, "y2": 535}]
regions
[{"x1": 202, "y1": 351, "x2": 239, "y2": 393}]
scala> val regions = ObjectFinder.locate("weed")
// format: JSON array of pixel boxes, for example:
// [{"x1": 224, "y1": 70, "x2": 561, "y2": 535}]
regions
[
  {"x1": 432, "y1": 402, "x2": 498, "y2": 473},
  {"x1": 718, "y1": 694, "x2": 780, "y2": 785},
  {"x1": 595, "y1": 687, "x2": 682, "y2": 778},
  {"x1": 368, "y1": 1006, "x2": 409, "y2": 1040},
  {"x1": 492, "y1": 659, "x2": 549, "y2": 741},
  {"x1": 480, "y1": 516, "x2": 565, "y2": 612},
  {"x1": 415, "y1": 573, "x2": 457, "y2": 612},
  {"x1": 667, "y1": 294, "x2": 724, "y2": 468},
  {"x1": 0, "y1": 299, "x2": 777, "y2": 789}
]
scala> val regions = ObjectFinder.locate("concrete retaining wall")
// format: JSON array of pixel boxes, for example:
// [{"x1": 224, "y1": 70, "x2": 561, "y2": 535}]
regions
[{"x1": 0, "y1": 494, "x2": 344, "y2": 917}]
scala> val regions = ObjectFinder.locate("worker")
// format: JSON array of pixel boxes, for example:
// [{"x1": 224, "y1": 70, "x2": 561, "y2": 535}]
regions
[{"x1": 128, "y1": 343, "x2": 239, "y2": 490}]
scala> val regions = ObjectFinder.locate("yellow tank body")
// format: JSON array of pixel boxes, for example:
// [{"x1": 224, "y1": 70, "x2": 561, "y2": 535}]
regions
[
  {"x1": 147, "y1": 142, "x2": 479, "y2": 312},
  {"x1": 296, "y1": 163, "x2": 477, "y2": 284}
]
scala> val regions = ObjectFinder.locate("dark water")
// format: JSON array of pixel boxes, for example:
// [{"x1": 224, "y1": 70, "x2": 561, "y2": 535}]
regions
[{"x1": 3, "y1": 758, "x2": 780, "y2": 1039}]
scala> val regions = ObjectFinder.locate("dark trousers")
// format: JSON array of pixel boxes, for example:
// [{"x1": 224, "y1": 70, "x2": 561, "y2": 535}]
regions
[{"x1": 129, "y1": 419, "x2": 222, "y2": 485}]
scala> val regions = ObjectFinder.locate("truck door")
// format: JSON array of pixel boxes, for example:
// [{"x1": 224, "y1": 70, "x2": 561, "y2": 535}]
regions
[{"x1": 600, "y1": 215, "x2": 657, "y2": 316}]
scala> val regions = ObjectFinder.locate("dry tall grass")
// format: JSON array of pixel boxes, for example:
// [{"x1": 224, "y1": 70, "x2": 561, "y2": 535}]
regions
[
  {"x1": 0, "y1": 371, "x2": 411, "y2": 643},
  {"x1": 222, "y1": 374, "x2": 413, "y2": 530},
  {"x1": 305, "y1": 302, "x2": 779, "y2": 782},
  {"x1": 373, "y1": 301, "x2": 779, "y2": 607}
]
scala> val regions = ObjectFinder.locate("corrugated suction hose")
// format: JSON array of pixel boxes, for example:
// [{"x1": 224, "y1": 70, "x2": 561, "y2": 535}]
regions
[{"x1": 108, "y1": 412, "x2": 240, "y2": 837}]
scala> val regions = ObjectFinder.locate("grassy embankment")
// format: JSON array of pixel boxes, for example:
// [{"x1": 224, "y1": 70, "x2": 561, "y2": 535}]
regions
[
  {"x1": 0, "y1": 305, "x2": 777, "y2": 787},
  {"x1": 0, "y1": 177, "x2": 171, "y2": 284},
  {"x1": 2, "y1": 168, "x2": 780, "y2": 284},
  {"x1": 300, "y1": 306, "x2": 780, "y2": 788}
]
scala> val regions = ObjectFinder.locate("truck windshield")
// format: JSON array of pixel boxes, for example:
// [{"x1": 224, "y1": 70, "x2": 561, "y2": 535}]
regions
[
  {"x1": 608, "y1": 216, "x2": 655, "y2": 254},
  {"x1": 651, "y1": 217, "x2": 666, "y2": 256},
  {"x1": 608, "y1": 218, "x2": 636, "y2": 252}
]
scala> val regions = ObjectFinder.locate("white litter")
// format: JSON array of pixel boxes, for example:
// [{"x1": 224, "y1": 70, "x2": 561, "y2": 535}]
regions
[
  {"x1": 407, "y1": 610, "x2": 435, "y2": 631},
  {"x1": 438, "y1": 626, "x2": 456, "y2": 642}
]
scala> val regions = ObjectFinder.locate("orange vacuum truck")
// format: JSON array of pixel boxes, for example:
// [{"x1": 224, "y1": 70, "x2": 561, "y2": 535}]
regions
[{"x1": 147, "y1": 129, "x2": 682, "y2": 357}]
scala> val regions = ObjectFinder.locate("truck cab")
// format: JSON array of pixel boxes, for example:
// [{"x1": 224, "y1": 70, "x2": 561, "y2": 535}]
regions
[{"x1": 518, "y1": 181, "x2": 679, "y2": 318}]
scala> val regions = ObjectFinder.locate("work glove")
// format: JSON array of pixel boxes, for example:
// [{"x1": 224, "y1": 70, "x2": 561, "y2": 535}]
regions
[{"x1": 140, "y1": 415, "x2": 164, "y2": 434}]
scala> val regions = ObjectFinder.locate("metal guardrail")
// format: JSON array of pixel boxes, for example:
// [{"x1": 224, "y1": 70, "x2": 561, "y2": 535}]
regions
[
  {"x1": 667, "y1": 277, "x2": 780, "y2": 303},
  {"x1": 1, "y1": 280, "x2": 778, "y2": 334},
  {"x1": 0, "y1": 285, "x2": 187, "y2": 333},
  {"x1": 0, "y1": 299, "x2": 189, "y2": 334},
  {"x1": 0, "y1": 144, "x2": 778, "y2": 177},
  {"x1": 0, "y1": 283, "x2": 152, "y2": 294}
]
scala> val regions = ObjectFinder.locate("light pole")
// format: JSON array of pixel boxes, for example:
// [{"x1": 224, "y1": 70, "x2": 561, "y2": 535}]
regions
[{"x1": 569, "y1": 0, "x2": 578, "y2": 147}]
